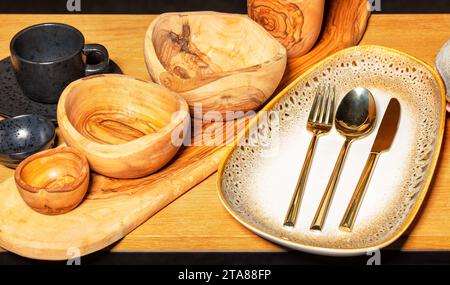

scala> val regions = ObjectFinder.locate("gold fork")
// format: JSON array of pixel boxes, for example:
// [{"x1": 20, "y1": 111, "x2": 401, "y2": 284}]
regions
[{"x1": 284, "y1": 85, "x2": 335, "y2": 227}]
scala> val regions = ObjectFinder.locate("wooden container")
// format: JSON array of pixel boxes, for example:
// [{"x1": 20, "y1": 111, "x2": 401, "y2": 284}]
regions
[
  {"x1": 248, "y1": 0, "x2": 325, "y2": 58},
  {"x1": 0, "y1": 1, "x2": 371, "y2": 260},
  {"x1": 15, "y1": 147, "x2": 89, "y2": 215},
  {"x1": 144, "y1": 11, "x2": 287, "y2": 117},
  {"x1": 57, "y1": 74, "x2": 190, "y2": 179}
]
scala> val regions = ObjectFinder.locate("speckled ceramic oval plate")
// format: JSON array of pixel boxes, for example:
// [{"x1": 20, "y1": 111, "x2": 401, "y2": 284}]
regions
[{"x1": 217, "y1": 45, "x2": 446, "y2": 256}]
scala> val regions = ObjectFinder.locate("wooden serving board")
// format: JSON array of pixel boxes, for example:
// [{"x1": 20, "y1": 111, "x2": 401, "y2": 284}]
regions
[{"x1": 0, "y1": 0, "x2": 370, "y2": 260}]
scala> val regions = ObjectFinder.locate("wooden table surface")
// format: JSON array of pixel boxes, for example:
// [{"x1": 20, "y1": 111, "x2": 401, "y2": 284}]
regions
[{"x1": 0, "y1": 14, "x2": 449, "y2": 254}]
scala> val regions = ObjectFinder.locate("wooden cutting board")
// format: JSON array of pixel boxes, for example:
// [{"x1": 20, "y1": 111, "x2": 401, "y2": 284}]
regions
[{"x1": 0, "y1": 0, "x2": 370, "y2": 260}]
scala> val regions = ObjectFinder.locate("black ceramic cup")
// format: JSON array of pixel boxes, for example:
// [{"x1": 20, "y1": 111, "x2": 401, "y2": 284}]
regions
[{"x1": 10, "y1": 23, "x2": 109, "y2": 104}]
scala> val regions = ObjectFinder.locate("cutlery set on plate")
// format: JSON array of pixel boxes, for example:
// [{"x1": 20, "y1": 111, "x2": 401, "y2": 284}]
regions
[
  {"x1": 219, "y1": 45, "x2": 444, "y2": 255},
  {"x1": 284, "y1": 85, "x2": 401, "y2": 232}
]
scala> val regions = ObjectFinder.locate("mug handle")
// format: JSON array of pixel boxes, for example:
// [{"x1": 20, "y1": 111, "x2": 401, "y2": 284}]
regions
[{"x1": 83, "y1": 44, "x2": 110, "y2": 76}]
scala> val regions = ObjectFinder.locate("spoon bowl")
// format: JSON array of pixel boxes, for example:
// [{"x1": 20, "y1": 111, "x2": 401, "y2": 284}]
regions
[
  {"x1": 310, "y1": 87, "x2": 376, "y2": 231},
  {"x1": 335, "y1": 87, "x2": 376, "y2": 138}
]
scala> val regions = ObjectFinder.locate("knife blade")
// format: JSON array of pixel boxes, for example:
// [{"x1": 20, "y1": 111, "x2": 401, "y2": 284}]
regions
[
  {"x1": 371, "y1": 98, "x2": 401, "y2": 153},
  {"x1": 339, "y1": 98, "x2": 401, "y2": 232}
]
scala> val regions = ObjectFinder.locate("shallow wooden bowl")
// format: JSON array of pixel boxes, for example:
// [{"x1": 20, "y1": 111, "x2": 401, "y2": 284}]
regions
[
  {"x1": 15, "y1": 147, "x2": 89, "y2": 215},
  {"x1": 57, "y1": 74, "x2": 190, "y2": 179},
  {"x1": 144, "y1": 11, "x2": 287, "y2": 117}
]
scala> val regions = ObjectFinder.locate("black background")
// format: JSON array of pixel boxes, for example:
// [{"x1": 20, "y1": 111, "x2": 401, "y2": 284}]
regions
[
  {"x1": 1, "y1": 0, "x2": 449, "y2": 265},
  {"x1": 2, "y1": 250, "x2": 450, "y2": 265},
  {"x1": 0, "y1": 0, "x2": 449, "y2": 14}
]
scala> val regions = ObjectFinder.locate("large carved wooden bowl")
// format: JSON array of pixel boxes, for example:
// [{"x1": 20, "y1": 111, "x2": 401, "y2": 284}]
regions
[
  {"x1": 144, "y1": 12, "x2": 287, "y2": 117},
  {"x1": 57, "y1": 74, "x2": 190, "y2": 179}
]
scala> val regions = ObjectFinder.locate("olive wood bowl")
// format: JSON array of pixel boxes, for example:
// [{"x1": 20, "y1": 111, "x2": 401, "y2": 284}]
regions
[
  {"x1": 144, "y1": 11, "x2": 287, "y2": 117},
  {"x1": 57, "y1": 74, "x2": 190, "y2": 178},
  {"x1": 15, "y1": 147, "x2": 89, "y2": 215}
]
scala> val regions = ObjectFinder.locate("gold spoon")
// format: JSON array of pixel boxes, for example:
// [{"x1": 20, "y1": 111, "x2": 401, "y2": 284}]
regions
[{"x1": 310, "y1": 87, "x2": 376, "y2": 231}]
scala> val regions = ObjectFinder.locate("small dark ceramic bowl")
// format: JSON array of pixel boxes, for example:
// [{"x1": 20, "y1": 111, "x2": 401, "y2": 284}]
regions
[{"x1": 0, "y1": 114, "x2": 55, "y2": 168}]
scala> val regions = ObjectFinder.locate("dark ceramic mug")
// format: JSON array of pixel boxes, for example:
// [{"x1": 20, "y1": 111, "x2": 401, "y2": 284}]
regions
[{"x1": 10, "y1": 23, "x2": 109, "y2": 104}]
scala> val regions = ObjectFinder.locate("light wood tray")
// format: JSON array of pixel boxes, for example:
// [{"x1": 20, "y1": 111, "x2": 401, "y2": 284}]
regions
[{"x1": 0, "y1": 0, "x2": 370, "y2": 260}]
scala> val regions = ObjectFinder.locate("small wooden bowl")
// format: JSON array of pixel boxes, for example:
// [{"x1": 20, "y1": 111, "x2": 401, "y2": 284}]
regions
[
  {"x1": 57, "y1": 74, "x2": 190, "y2": 179},
  {"x1": 14, "y1": 147, "x2": 89, "y2": 215},
  {"x1": 144, "y1": 11, "x2": 287, "y2": 117}
]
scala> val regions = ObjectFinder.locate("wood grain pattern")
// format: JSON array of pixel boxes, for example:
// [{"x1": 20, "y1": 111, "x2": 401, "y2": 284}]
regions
[
  {"x1": 144, "y1": 11, "x2": 287, "y2": 117},
  {"x1": 279, "y1": 0, "x2": 370, "y2": 89},
  {"x1": 113, "y1": 14, "x2": 450, "y2": 253},
  {"x1": 248, "y1": 0, "x2": 325, "y2": 58},
  {"x1": 15, "y1": 147, "x2": 89, "y2": 215},
  {"x1": 138, "y1": 14, "x2": 449, "y2": 252},
  {"x1": 57, "y1": 74, "x2": 190, "y2": 179},
  {"x1": 0, "y1": 13, "x2": 448, "y2": 255},
  {"x1": 8, "y1": 5, "x2": 430, "y2": 259}
]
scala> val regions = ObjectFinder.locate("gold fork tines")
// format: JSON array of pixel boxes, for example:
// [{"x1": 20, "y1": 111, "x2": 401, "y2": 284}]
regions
[{"x1": 283, "y1": 84, "x2": 335, "y2": 228}]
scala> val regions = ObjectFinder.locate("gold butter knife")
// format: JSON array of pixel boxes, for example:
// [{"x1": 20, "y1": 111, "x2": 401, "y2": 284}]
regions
[{"x1": 339, "y1": 98, "x2": 401, "y2": 232}]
